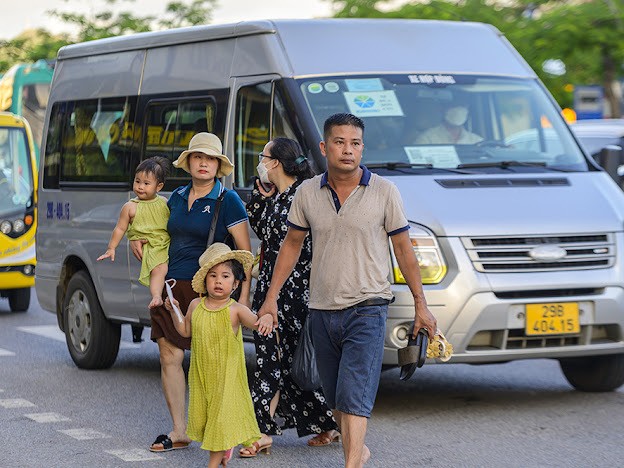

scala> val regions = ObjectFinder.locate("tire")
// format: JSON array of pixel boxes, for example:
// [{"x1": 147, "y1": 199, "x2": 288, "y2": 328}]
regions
[
  {"x1": 8, "y1": 288, "x2": 30, "y2": 312},
  {"x1": 559, "y1": 354, "x2": 624, "y2": 392},
  {"x1": 63, "y1": 271, "x2": 120, "y2": 369}
]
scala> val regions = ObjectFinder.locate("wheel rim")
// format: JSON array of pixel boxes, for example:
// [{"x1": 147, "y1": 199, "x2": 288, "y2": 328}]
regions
[{"x1": 67, "y1": 289, "x2": 92, "y2": 353}]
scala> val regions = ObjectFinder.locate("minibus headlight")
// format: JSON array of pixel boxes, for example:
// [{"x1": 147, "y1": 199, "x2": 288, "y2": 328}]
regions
[
  {"x1": 13, "y1": 219, "x2": 25, "y2": 233},
  {"x1": 0, "y1": 220, "x2": 11, "y2": 235},
  {"x1": 391, "y1": 224, "x2": 447, "y2": 285}
]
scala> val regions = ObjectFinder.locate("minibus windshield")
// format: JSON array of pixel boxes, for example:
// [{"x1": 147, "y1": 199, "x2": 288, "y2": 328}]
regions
[
  {"x1": 0, "y1": 127, "x2": 33, "y2": 216},
  {"x1": 298, "y1": 74, "x2": 588, "y2": 173}
]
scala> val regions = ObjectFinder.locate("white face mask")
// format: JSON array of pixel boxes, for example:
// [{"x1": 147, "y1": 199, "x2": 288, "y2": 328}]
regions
[
  {"x1": 256, "y1": 161, "x2": 271, "y2": 184},
  {"x1": 445, "y1": 106, "x2": 469, "y2": 127}
]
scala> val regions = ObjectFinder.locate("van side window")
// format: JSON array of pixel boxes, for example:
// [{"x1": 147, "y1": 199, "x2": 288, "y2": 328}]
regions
[
  {"x1": 43, "y1": 102, "x2": 65, "y2": 189},
  {"x1": 234, "y1": 83, "x2": 297, "y2": 188},
  {"x1": 235, "y1": 83, "x2": 271, "y2": 188},
  {"x1": 56, "y1": 98, "x2": 135, "y2": 183},
  {"x1": 143, "y1": 99, "x2": 220, "y2": 191}
]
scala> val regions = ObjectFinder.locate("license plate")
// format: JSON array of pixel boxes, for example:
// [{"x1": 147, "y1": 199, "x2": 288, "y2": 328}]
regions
[{"x1": 525, "y1": 302, "x2": 580, "y2": 336}]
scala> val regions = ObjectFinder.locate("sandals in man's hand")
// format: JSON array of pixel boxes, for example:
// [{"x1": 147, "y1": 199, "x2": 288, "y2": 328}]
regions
[
  {"x1": 398, "y1": 325, "x2": 454, "y2": 381},
  {"x1": 398, "y1": 324, "x2": 428, "y2": 381}
]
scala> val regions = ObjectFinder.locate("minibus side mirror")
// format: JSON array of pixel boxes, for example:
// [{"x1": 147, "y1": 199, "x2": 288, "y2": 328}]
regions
[{"x1": 595, "y1": 145, "x2": 623, "y2": 184}]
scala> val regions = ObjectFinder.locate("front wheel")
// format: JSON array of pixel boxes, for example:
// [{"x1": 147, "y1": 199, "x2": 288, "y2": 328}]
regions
[
  {"x1": 8, "y1": 288, "x2": 30, "y2": 312},
  {"x1": 559, "y1": 354, "x2": 624, "y2": 392},
  {"x1": 63, "y1": 271, "x2": 120, "y2": 369}
]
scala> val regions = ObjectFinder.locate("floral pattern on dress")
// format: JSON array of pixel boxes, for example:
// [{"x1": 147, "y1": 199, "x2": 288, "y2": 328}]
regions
[{"x1": 247, "y1": 181, "x2": 338, "y2": 437}]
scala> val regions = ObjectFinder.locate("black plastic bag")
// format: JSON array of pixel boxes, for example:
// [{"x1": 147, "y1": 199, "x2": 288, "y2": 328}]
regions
[{"x1": 291, "y1": 318, "x2": 322, "y2": 391}]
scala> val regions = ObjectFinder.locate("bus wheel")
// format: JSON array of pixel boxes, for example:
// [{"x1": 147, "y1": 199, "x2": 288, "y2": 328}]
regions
[
  {"x1": 559, "y1": 354, "x2": 624, "y2": 392},
  {"x1": 63, "y1": 271, "x2": 120, "y2": 369},
  {"x1": 8, "y1": 288, "x2": 30, "y2": 312}
]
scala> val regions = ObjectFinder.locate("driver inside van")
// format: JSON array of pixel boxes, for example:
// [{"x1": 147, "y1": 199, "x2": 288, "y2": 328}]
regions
[{"x1": 416, "y1": 99, "x2": 483, "y2": 145}]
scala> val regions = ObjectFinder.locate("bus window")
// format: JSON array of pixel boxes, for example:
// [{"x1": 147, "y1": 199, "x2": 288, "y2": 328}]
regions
[{"x1": 0, "y1": 60, "x2": 54, "y2": 161}]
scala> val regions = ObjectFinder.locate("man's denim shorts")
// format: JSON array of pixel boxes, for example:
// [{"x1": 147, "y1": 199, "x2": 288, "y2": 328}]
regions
[{"x1": 308, "y1": 302, "x2": 388, "y2": 418}]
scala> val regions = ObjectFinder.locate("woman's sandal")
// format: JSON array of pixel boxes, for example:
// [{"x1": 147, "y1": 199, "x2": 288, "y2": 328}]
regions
[
  {"x1": 307, "y1": 430, "x2": 341, "y2": 447},
  {"x1": 239, "y1": 440, "x2": 272, "y2": 458}
]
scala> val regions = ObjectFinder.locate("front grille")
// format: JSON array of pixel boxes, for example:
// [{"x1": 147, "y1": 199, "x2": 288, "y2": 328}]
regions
[
  {"x1": 466, "y1": 324, "x2": 620, "y2": 351},
  {"x1": 495, "y1": 288, "x2": 603, "y2": 299},
  {"x1": 462, "y1": 233, "x2": 615, "y2": 273}
]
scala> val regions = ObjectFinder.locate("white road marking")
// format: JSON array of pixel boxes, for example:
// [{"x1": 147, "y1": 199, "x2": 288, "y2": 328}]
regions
[
  {"x1": 0, "y1": 398, "x2": 35, "y2": 408},
  {"x1": 58, "y1": 428, "x2": 112, "y2": 440},
  {"x1": 25, "y1": 412, "x2": 71, "y2": 423},
  {"x1": 16, "y1": 325, "x2": 141, "y2": 349},
  {"x1": 106, "y1": 449, "x2": 164, "y2": 462},
  {"x1": 0, "y1": 348, "x2": 15, "y2": 356}
]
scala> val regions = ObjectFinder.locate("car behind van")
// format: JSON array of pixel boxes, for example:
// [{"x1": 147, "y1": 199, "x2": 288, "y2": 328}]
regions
[
  {"x1": 37, "y1": 19, "x2": 624, "y2": 391},
  {"x1": 570, "y1": 118, "x2": 624, "y2": 190}
]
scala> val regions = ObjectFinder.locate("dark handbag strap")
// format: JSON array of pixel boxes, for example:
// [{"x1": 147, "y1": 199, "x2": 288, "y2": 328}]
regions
[{"x1": 206, "y1": 189, "x2": 226, "y2": 248}]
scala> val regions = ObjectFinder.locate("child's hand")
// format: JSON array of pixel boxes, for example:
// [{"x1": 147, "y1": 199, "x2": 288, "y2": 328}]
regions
[
  {"x1": 255, "y1": 314, "x2": 274, "y2": 336},
  {"x1": 97, "y1": 248, "x2": 115, "y2": 261},
  {"x1": 164, "y1": 297, "x2": 179, "y2": 313}
]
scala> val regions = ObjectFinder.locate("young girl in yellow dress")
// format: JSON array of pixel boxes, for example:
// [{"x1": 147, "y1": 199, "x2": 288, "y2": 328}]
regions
[
  {"x1": 97, "y1": 156, "x2": 170, "y2": 309},
  {"x1": 165, "y1": 243, "x2": 274, "y2": 467}
]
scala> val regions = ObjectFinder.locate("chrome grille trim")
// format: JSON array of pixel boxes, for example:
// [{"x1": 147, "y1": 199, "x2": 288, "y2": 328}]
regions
[{"x1": 462, "y1": 233, "x2": 615, "y2": 273}]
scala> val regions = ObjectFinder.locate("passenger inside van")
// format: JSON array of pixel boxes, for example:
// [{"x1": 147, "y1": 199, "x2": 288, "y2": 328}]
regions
[
  {"x1": 401, "y1": 98, "x2": 443, "y2": 145},
  {"x1": 416, "y1": 97, "x2": 483, "y2": 145},
  {"x1": 63, "y1": 105, "x2": 107, "y2": 177}
]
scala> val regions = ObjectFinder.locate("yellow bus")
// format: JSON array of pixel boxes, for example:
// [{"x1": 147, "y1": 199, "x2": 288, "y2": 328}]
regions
[{"x1": 0, "y1": 112, "x2": 37, "y2": 312}]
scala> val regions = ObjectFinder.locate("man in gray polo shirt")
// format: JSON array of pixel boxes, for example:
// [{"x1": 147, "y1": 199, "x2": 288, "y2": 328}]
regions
[{"x1": 258, "y1": 113, "x2": 437, "y2": 467}]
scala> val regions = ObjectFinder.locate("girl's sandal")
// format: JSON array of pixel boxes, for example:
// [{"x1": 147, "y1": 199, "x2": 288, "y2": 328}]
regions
[
  {"x1": 239, "y1": 441, "x2": 272, "y2": 458},
  {"x1": 307, "y1": 430, "x2": 341, "y2": 447},
  {"x1": 220, "y1": 448, "x2": 233, "y2": 467}
]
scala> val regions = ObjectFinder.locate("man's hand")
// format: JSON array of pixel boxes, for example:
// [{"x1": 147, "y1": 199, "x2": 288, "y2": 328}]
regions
[
  {"x1": 413, "y1": 303, "x2": 437, "y2": 340},
  {"x1": 129, "y1": 239, "x2": 147, "y2": 261},
  {"x1": 258, "y1": 296, "x2": 279, "y2": 327}
]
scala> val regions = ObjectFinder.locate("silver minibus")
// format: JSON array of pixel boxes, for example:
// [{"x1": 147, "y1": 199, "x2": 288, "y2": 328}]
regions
[{"x1": 37, "y1": 19, "x2": 624, "y2": 391}]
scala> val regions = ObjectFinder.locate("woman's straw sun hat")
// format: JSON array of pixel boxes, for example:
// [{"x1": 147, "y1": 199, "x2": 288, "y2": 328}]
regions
[
  {"x1": 173, "y1": 132, "x2": 234, "y2": 178},
  {"x1": 192, "y1": 243, "x2": 254, "y2": 294}
]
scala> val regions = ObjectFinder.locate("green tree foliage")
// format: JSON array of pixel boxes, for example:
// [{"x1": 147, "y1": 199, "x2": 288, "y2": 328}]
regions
[
  {"x1": 0, "y1": 0, "x2": 217, "y2": 73},
  {"x1": 328, "y1": 0, "x2": 624, "y2": 115},
  {"x1": 0, "y1": 29, "x2": 69, "y2": 74},
  {"x1": 49, "y1": 0, "x2": 217, "y2": 42}
]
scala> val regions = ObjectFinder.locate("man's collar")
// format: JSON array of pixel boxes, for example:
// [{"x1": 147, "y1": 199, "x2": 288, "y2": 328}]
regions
[{"x1": 320, "y1": 165, "x2": 371, "y2": 188}]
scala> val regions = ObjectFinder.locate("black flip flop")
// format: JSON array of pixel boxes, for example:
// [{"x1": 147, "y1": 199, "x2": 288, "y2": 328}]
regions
[
  {"x1": 149, "y1": 434, "x2": 190, "y2": 452},
  {"x1": 398, "y1": 324, "x2": 428, "y2": 381}
]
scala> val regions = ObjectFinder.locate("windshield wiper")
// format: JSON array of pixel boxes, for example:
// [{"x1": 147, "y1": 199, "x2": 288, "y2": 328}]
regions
[
  {"x1": 367, "y1": 162, "x2": 433, "y2": 169},
  {"x1": 457, "y1": 160, "x2": 568, "y2": 172},
  {"x1": 366, "y1": 162, "x2": 474, "y2": 174}
]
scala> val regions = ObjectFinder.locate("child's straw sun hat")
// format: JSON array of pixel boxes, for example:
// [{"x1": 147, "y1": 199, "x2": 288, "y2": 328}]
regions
[{"x1": 191, "y1": 243, "x2": 254, "y2": 294}]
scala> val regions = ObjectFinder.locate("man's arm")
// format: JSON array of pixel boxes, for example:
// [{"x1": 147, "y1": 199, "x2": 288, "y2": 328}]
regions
[
  {"x1": 390, "y1": 230, "x2": 437, "y2": 339},
  {"x1": 258, "y1": 227, "x2": 307, "y2": 326}
]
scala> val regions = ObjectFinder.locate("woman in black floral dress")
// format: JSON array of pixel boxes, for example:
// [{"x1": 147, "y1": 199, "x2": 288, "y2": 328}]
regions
[{"x1": 240, "y1": 138, "x2": 339, "y2": 457}]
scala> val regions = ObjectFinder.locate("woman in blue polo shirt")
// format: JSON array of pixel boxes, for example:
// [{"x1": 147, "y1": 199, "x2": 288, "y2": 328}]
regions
[{"x1": 131, "y1": 133, "x2": 251, "y2": 453}]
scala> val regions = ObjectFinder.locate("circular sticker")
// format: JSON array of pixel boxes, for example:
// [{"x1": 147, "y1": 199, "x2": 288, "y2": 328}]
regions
[
  {"x1": 324, "y1": 82, "x2": 339, "y2": 93},
  {"x1": 307, "y1": 83, "x2": 323, "y2": 94}
]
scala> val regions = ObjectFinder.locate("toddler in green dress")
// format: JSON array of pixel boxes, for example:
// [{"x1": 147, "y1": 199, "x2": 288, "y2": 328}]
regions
[
  {"x1": 98, "y1": 156, "x2": 171, "y2": 309},
  {"x1": 164, "y1": 243, "x2": 273, "y2": 467}
]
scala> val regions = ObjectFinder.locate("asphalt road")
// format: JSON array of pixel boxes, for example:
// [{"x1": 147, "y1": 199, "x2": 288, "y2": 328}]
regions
[{"x1": 2, "y1": 290, "x2": 624, "y2": 467}]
